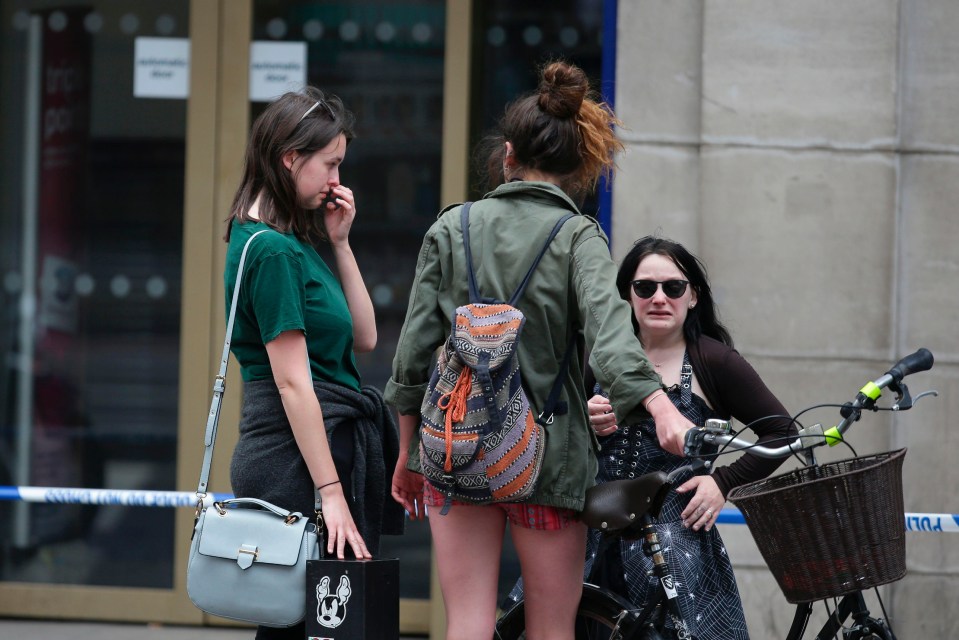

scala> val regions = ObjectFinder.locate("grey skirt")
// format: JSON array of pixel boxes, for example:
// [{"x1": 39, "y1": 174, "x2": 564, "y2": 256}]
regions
[{"x1": 230, "y1": 379, "x2": 404, "y2": 555}]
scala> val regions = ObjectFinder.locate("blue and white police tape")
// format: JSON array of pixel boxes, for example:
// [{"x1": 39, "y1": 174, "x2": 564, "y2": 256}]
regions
[
  {"x1": 0, "y1": 486, "x2": 232, "y2": 508},
  {"x1": 714, "y1": 507, "x2": 959, "y2": 532},
  {"x1": 1, "y1": 486, "x2": 957, "y2": 531}
]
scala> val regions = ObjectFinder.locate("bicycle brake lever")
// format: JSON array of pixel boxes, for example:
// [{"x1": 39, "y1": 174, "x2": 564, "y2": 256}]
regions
[
  {"x1": 893, "y1": 387, "x2": 939, "y2": 411},
  {"x1": 665, "y1": 458, "x2": 710, "y2": 484},
  {"x1": 889, "y1": 380, "x2": 912, "y2": 410},
  {"x1": 683, "y1": 428, "x2": 707, "y2": 457}
]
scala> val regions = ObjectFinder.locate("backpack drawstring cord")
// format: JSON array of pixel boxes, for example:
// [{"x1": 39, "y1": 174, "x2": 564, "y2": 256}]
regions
[{"x1": 437, "y1": 368, "x2": 472, "y2": 472}]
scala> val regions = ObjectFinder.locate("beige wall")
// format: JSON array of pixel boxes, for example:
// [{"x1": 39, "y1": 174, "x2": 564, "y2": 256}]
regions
[{"x1": 613, "y1": 0, "x2": 958, "y2": 636}]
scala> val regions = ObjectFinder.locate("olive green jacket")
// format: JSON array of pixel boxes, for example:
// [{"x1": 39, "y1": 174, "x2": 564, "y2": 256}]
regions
[{"x1": 384, "y1": 181, "x2": 662, "y2": 511}]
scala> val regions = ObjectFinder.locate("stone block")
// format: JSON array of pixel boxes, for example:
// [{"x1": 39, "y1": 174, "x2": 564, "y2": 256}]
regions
[
  {"x1": 718, "y1": 522, "x2": 765, "y2": 567},
  {"x1": 701, "y1": 0, "x2": 898, "y2": 147},
  {"x1": 897, "y1": 362, "x2": 959, "y2": 572},
  {"x1": 615, "y1": 0, "x2": 703, "y2": 142},
  {"x1": 888, "y1": 573, "x2": 959, "y2": 637},
  {"x1": 735, "y1": 567, "x2": 794, "y2": 638},
  {"x1": 899, "y1": 155, "x2": 959, "y2": 359},
  {"x1": 901, "y1": 0, "x2": 959, "y2": 150},
  {"x1": 610, "y1": 144, "x2": 701, "y2": 258},
  {"x1": 699, "y1": 148, "x2": 896, "y2": 358}
]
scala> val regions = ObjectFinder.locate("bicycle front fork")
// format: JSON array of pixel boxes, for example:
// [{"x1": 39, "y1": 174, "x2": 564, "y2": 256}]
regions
[{"x1": 788, "y1": 592, "x2": 897, "y2": 640}]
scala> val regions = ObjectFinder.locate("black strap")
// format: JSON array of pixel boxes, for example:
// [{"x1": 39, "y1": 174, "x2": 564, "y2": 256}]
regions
[
  {"x1": 460, "y1": 201, "x2": 577, "y2": 423},
  {"x1": 462, "y1": 202, "x2": 483, "y2": 304},
  {"x1": 537, "y1": 334, "x2": 577, "y2": 426}
]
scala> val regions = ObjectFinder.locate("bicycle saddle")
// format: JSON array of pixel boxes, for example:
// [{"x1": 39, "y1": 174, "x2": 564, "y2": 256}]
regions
[{"x1": 581, "y1": 470, "x2": 671, "y2": 535}]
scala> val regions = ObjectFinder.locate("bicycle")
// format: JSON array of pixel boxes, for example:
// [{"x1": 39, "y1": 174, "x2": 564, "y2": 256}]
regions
[{"x1": 493, "y1": 348, "x2": 936, "y2": 639}]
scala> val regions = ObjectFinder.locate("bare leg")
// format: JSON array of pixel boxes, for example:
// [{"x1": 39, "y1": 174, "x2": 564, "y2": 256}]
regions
[
  {"x1": 428, "y1": 505, "x2": 507, "y2": 640},
  {"x1": 511, "y1": 520, "x2": 588, "y2": 640}
]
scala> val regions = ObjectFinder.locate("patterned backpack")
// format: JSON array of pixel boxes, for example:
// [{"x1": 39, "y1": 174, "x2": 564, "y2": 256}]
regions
[{"x1": 419, "y1": 202, "x2": 575, "y2": 513}]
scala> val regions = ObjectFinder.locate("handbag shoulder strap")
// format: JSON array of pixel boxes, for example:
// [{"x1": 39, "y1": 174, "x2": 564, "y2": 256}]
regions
[{"x1": 195, "y1": 229, "x2": 269, "y2": 496}]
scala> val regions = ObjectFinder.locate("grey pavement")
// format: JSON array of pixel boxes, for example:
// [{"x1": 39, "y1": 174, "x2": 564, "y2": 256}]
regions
[
  {"x1": 0, "y1": 620, "x2": 251, "y2": 640},
  {"x1": 0, "y1": 619, "x2": 426, "y2": 639}
]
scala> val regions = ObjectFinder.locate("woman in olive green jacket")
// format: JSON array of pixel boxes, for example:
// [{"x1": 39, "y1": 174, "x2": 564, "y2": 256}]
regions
[{"x1": 385, "y1": 62, "x2": 696, "y2": 640}]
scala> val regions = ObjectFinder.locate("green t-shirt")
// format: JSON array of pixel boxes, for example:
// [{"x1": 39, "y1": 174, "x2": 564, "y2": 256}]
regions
[{"x1": 225, "y1": 220, "x2": 361, "y2": 391}]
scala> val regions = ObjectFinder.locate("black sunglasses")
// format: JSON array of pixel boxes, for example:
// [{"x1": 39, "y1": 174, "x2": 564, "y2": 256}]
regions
[{"x1": 631, "y1": 279, "x2": 689, "y2": 299}]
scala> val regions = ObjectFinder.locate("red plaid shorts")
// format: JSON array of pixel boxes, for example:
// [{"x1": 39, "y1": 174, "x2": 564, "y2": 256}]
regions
[{"x1": 422, "y1": 483, "x2": 578, "y2": 531}]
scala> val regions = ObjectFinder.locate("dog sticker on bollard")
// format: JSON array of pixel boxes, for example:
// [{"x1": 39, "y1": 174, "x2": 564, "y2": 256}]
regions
[
  {"x1": 316, "y1": 575, "x2": 352, "y2": 629},
  {"x1": 305, "y1": 557, "x2": 400, "y2": 639}
]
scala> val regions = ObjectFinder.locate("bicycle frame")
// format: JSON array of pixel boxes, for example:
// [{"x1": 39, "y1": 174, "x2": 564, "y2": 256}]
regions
[{"x1": 632, "y1": 513, "x2": 694, "y2": 639}]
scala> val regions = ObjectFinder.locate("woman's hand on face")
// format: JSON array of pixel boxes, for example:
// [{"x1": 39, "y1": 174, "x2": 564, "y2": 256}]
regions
[
  {"x1": 323, "y1": 185, "x2": 356, "y2": 246},
  {"x1": 391, "y1": 463, "x2": 426, "y2": 520},
  {"x1": 318, "y1": 483, "x2": 372, "y2": 560},
  {"x1": 677, "y1": 475, "x2": 724, "y2": 532},
  {"x1": 587, "y1": 394, "x2": 618, "y2": 436}
]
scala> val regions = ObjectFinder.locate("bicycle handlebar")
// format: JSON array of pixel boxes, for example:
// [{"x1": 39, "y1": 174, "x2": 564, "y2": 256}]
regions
[
  {"x1": 684, "y1": 348, "x2": 937, "y2": 460},
  {"x1": 885, "y1": 347, "x2": 933, "y2": 383}
]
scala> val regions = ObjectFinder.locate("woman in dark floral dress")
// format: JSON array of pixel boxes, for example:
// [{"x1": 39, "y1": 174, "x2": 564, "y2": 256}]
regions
[{"x1": 582, "y1": 236, "x2": 797, "y2": 639}]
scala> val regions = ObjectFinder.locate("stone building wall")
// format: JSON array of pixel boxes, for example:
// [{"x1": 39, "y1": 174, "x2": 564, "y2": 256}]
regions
[{"x1": 612, "y1": 1, "x2": 959, "y2": 636}]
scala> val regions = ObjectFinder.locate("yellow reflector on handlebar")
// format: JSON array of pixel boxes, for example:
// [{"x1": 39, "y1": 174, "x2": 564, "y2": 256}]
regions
[
  {"x1": 860, "y1": 381, "x2": 882, "y2": 400},
  {"x1": 824, "y1": 426, "x2": 843, "y2": 446}
]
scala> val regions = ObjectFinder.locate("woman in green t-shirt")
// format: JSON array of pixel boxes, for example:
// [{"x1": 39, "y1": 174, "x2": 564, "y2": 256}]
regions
[{"x1": 222, "y1": 88, "x2": 403, "y2": 640}]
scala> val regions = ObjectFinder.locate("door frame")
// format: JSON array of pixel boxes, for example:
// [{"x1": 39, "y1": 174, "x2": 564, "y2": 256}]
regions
[{"x1": 0, "y1": 0, "x2": 239, "y2": 624}]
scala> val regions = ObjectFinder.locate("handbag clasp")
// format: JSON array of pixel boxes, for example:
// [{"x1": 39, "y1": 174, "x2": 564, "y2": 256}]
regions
[{"x1": 237, "y1": 544, "x2": 259, "y2": 569}]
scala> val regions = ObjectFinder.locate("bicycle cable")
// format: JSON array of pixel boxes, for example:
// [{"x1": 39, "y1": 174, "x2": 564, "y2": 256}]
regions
[{"x1": 688, "y1": 399, "x2": 908, "y2": 464}]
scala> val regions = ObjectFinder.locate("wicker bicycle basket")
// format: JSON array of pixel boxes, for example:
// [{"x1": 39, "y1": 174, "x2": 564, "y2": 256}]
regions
[{"x1": 726, "y1": 448, "x2": 907, "y2": 603}]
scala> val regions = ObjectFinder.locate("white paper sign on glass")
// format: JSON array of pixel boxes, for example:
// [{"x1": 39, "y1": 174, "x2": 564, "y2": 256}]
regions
[
  {"x1": 133, "y1": 37, "x2": 190, "y2": 99},
  {"x1": 250, "y1": 41, "x2": 308, "y2": 102}
]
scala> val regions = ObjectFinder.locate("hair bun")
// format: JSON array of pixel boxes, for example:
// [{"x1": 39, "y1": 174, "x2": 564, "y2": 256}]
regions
[{"x1": 537, "y1": 61, "x2": 588, "y2": 119}]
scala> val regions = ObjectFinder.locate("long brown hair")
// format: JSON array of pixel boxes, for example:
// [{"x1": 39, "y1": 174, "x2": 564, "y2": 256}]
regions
[
  {"x1": 225, "y1": 87, "x2": 355, "y2": 244},
  {"x1": 475, "y1": 60, "x2": 624, "y2": 200}
]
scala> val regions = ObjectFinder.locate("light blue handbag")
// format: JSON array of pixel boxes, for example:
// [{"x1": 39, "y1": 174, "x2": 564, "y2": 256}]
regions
[{"x1": 186, "y1": 230, "x2": 320, "y2": 627}]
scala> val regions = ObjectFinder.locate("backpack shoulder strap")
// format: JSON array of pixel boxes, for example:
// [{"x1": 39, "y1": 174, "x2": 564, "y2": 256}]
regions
[
  {"x1": 508, "y1": 212, "x2": 575, "y2": 306},
  {"x1": 460, "y1": 202, "x2": 482, "y2": 304},
  {"x1": 537, "y1": 333, "x2": 577, "y2": 426},
  {"x1": 461, "y1": 202, "x2": 575, "y2": 306}
]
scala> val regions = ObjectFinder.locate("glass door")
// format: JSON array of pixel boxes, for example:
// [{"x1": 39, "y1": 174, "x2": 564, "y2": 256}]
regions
[{"x1": 0, "y1": 0, "x2": 203, "y2": 622}]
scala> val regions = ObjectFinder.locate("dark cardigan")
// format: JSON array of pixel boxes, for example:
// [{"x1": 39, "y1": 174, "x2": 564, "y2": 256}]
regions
[{"x1": 686, "y1": 337, "x2": 796, "y2": 496}]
